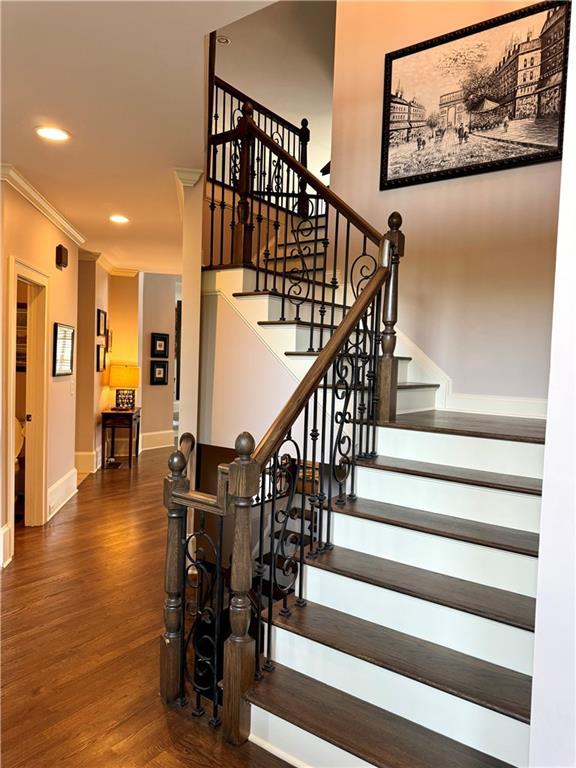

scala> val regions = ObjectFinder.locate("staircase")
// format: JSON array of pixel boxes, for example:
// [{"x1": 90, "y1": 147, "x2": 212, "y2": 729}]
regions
[{"x1": 160, "y1": 79, "x2": 546, "y2": 768}]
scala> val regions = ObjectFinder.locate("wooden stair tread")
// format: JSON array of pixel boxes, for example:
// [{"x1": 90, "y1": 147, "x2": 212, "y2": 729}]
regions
[
  {"x1": 246, "y1": 663, "x2": 515, "y2": 768},
  {"x1": 285, "y1": 350, "x2": 411, "y2": 361},
  {"x1": 269, "y1": 597, "x2": 531, "y2": 722},
  {"x1": 232, "y1": 289, "x2": 350, "y2": 310},
  {"x1": 331, "y1": 497, "x2": 539, "y2": 556},
  {"x1": 258, "y1": 319, "x2": 338, "y2": 330},
  {"x1": 386, "y1": 410, "x2": 546, "y2": 444},
  {"x1": 357, "y1": 455, "x2": 542, "y2": 496},
  {"x1": 397, "y1": 381, "x2": 439, "y2": 390},
  {"x1": 306, "y1": 544, "x2": 535, "y2": 630}
]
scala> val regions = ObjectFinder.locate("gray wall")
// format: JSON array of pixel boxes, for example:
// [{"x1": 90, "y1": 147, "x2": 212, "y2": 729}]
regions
[{"x1": 331, "y1": 1, "x2": 560, "y2": 398}]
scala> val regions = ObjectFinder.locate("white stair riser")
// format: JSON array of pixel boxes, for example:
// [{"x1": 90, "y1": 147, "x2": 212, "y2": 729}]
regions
[
  {"x1": 283, "y1": 355, "x2": 411, "y2": 384},
  {"x1": 330, "y1": 512, "x2": 537, "y2": 596},
  {"x1": 397, "y1": 387, "x2": 438, "y2": 414},
  {"x1": 270, "y1": 628, "x2": 529, "y2": 767},
  {"x1": 356, "y1": 466, "x2": 541, "y2": 531},
  {"x1": 302, "y1": 567, "x2": 534, "y2": 674},
  {"x1": 376, "y1": 427, "x2": 545, "y2": 478},
  {"x1": 250, "y1": 707, "x2": 374, "y2": 768}
]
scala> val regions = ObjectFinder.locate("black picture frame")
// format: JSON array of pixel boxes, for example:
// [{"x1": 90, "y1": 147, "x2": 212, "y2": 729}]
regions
[
  {"x1": 53, "y1": 323, "x2": 75, "y2": 377},
  {"x1": 150, "y1": 360, "x2": 168, "y2": 385},
  {"x1": 97, "y1": 308, "x2": 107, "y2": 337},
  {"x1": 151, "y1": 332, "x2": 169, "y2": 358},
  {"x1": 96, "y1": 344, "x2": 106, "y2": 372},
  {"x1": 380, "y1": 1, "x2": 570, "y2": 190}
]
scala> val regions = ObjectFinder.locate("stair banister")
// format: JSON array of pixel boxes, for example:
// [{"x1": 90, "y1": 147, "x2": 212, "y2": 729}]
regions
[
  {"x1": 378, "y1": 211, "x2": 406, "y2": 423},
  {"x1": 253, "y1": 258, "x2": 390, "y2": 470}
]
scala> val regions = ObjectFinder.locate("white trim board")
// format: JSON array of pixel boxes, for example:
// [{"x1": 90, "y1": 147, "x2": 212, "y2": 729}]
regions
[
  {"x1": 1, "y1": 524, "x2": 14, "y2": 568},
  {"x1": 47, "y1": 468, "x2": 78, "y2": 521},
  {"x1": 141, "y1": 430, "x2": 176, "y2": 451},
  {"x1": 1, "y1": 165, "x2": 85, "y2": 245}
]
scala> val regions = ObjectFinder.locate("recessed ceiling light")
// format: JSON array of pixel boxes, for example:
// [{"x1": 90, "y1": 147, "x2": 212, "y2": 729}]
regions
[
  {"x1": 216, "y1": 35, "x2": 231, "y2": 45},
  {"x1": 36, "y1": 126, "x2": 70, "y2": 142},
  {"x1": 110, "y1": 214, "x2": 130, "y2": 224}
]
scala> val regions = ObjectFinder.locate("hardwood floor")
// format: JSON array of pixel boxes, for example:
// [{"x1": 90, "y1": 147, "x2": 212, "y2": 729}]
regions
[{"x1": 1, "y1": 449, "x2": 289, "y2": 768}]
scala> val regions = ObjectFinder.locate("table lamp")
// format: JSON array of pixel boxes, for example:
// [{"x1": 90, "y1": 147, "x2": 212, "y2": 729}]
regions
[{"x1": 109, "y1": 364, "x2": 140, "y2": 410}]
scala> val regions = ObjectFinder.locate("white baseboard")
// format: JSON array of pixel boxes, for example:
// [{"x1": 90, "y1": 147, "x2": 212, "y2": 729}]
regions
[
  {"x1": 75, "y1": 446, "x2": 103, "y2": 474},
  {"x1": 47, "y1": 468, "x2": 78, "y2": 520},
  {"x1": 141, "y1": 430, "x2": 176, "y2": 451},
  {"x1": 0, "y1": 524, "x2": 14, "y2": 568}
]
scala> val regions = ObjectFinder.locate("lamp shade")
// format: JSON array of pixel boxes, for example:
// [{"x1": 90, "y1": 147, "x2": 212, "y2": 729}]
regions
[{"x1": 109, "y1": 364, "x2": 140, "y2": 389}]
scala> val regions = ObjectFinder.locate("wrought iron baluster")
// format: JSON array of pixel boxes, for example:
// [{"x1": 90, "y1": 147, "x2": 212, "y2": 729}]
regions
[
  {"x1": 254, "y1": 467, "x2": 266, "y2": 677},
  {"x1": 317, "y1": 206, "x2": 330, "y2": 351},
  {"x1": 307, "y1": 390, "x2": 319, "y2": 557},
  {"x1": 342, "y1": 220, "x2": 351, "y2": 322},
  {"x1": 297, "y1": 403, "x2": 309, "y2": 605},
  {"x1": 264, "y1": 453, "x2": 277, "y2": 670},
  {"x1": 330, "y1": 211, "x2": 340, "y2": 332}
]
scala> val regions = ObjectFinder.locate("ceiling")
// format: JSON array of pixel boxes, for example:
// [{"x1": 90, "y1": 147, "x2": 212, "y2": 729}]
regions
[{"x1": 1, "y1": 1, "x2": 270, "y2": 274}]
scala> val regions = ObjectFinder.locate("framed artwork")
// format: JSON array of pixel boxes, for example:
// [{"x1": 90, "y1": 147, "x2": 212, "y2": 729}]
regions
[
  {"x1": 150, "y1": 360, "x2": 168, "y2": 385},
  {"x1": 380, "y1": 1, "x2": 570, "y2": 189},
  {"x1": 151, "y1": 332, "x2": 169, "y2": 358},
  {"x1": 16, "y1": 303, "x2": 27, "y2": 372},
  {"x1": 96, "y1": 344, "x2": 106, "y2": 372},
  {"x1": 97, "y1": 308, "x2": 107, "y2": 337},
  {"x1": 106, "y1": 329, "x2": 113, "y2": 353},
  {"x1": 53, "y1": 323, "x2": 75, "y2": 377}
]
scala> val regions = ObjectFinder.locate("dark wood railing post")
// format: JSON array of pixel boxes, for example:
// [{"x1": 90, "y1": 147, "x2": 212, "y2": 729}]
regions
[
  {"x1": 159, "y1": 438, "x2": 194, "y2": 706},
  {"x1": 297, "y1": 118, "x2": 310, "y2": 218},
  {"x1": 377, "y1": 212, "x2": 405, "y2": 423},
  {"x1": 223, "y1": 432, "x2": 260, "y2": 745},
  {"x1": 233, "y1": 103, "x2": 255, "y2": 266}
]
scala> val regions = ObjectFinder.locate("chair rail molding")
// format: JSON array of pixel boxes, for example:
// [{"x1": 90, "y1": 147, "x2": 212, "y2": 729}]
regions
[{"x1": 1, "y1": 164, "x2": 86, "y2": 245}]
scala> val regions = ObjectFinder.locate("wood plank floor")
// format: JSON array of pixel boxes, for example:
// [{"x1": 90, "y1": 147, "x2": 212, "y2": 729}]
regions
[{"x1": 0, "y1": 449, "x2": 289, "y2": 768}]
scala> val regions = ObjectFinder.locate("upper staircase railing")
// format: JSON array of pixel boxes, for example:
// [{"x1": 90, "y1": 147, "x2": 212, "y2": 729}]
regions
[{"x1": 161, "y1": 93, "x2": 406, "y2": 744}]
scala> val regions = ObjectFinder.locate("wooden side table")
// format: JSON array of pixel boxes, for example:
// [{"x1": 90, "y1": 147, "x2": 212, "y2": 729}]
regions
[{"x1": 101, "y1": 408, "x2": 141, "y2": 469}]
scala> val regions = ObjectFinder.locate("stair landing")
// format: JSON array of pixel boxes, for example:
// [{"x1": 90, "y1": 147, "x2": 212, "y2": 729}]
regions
[{"x1": 384, "y1": 410, "x2": 546, "y2": 444}]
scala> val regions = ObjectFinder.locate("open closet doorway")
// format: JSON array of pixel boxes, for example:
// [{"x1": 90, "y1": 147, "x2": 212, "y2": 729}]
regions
[{"x1": 8, "y1": 262, "x2": 49, "y2": 559}]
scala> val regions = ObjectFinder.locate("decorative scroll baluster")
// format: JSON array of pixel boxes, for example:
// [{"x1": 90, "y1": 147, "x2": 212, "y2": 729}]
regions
[
  {"x1": 223, "y1": 432, "x2": 260, "y2": 746},
  {"x1": 297, "y1": 118, "x2": 310, "y2": 218},
  {"x1": 377, "y1": 212, "x2": 405, "y2": 423}
]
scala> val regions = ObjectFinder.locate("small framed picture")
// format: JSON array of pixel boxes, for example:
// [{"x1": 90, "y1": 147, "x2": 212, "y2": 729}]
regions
[
  {"x1": 53, "y1": 323, "x2": 75, "y2": 376},
  {"x1": 96, "y1": 344, "x2": 106, "y2": 372},
  {"x1": 97, "y1": 309, "x2": 107, "y2": 337},
  {"x1": 151, "y1": 332, "x2": 169, "y2": 358},
  {"x1": 150, "y1": 360, "x2": 168, "y2": 385},
  {"x1": 105, "y1": 329, "x2": 113, "y2": 353}
]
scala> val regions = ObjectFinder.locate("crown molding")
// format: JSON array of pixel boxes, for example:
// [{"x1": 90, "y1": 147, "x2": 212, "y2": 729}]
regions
[
  {"x1": 174, "y1": 167, "x2": 204, "y2": 219},
  {"x1": 78, "y1": 249, "x2": 138, "y2": 277},
  {"x1": 1, "y1": 164, "x2": 86, "y2": 246}
]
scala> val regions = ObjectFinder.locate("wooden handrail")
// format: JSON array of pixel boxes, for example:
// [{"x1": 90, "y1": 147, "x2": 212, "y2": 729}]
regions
[
  {"x1": 214, "y1": 75, "x2": 302, "y2": 135},
  {"x1": 248, "y1": 122, "x2": 382, "y2": 246},
  {"x1": 252, "y1": 261, "x2": 390, "y2": 468}
]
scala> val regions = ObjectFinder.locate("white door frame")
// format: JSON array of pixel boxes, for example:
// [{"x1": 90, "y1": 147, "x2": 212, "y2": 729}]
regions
[{"x1": 4, "y1": 257, "x2": 49, "y2": 562}]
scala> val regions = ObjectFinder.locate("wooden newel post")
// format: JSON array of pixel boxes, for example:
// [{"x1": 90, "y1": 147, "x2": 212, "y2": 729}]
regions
[
  {"x1": 223, "y1": 432, "x2": 260, "y2": 745},
  {"x1": 234, "y1": 102, "x2": 255, "y2": 266},
  {"x1": 297, "y1": 118, "x2": 310, "y2": 218},
  {"x1": 159, "y1": 441, "x2": 193, "y2": 706},
  {"x1": 377, "y1": 211, "x2": 405, "y2": 423}
]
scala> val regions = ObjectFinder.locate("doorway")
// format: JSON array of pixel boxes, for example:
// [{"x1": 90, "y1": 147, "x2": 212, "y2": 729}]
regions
[{"x1": 5, "y1": 260, "x2": 49, "y2": 563}]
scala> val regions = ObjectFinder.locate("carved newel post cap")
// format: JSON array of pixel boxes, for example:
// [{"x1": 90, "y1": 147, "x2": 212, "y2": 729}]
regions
[
  {"x1": 242, "y1": 101, "x2": 254, "y2": 119},
  {"x1": 301, "y1": 118, "x2": 309, "y2": 128},
  {"x1": 235, "y1": 431, "x2": 255, "y2": 460},
  {"x1": 168, "y1": 450, "x2": 187, "y2": 475},
  {"x1": 388, "y1": 211, "x2": 402, "y2": 230}
]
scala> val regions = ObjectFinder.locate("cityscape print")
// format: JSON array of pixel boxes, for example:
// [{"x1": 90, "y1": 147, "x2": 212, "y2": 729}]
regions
[{"x1": 380, "y1": 2, "x2": 569, "y2": 189}]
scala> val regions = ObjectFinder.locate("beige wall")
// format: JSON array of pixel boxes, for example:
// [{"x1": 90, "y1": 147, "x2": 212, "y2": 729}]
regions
[
  {"x1": 74, "y1": 258, "x2": 110, "y2": 463},
  {"x1": 1, "y1": 182, "x2": 78, "y2": 523},
  {"x1": 141, "y1": 273, "x2": 176, "y2": 437},
  {"x1": 331, "y1": 1, "x2": 560, "y2": 398},
  {"x1": 107, "y1": 274, "x2": 141, "y2": 369}
]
